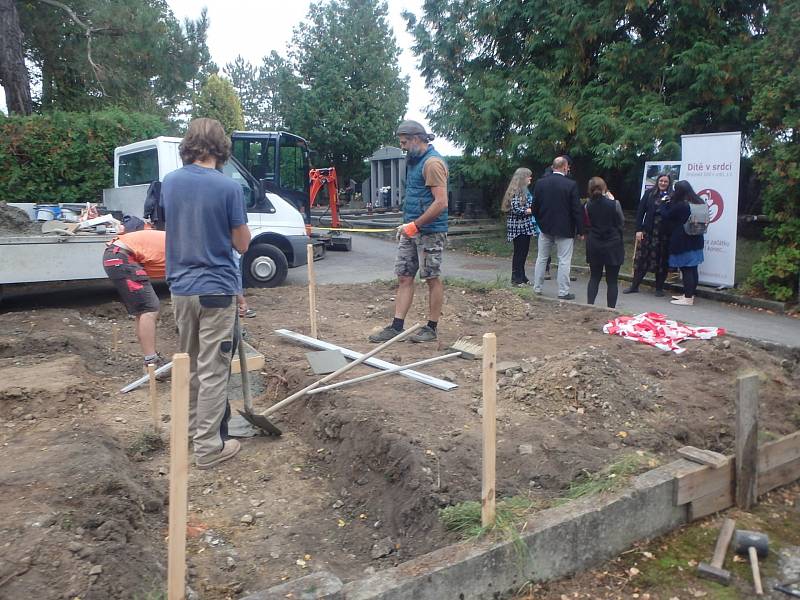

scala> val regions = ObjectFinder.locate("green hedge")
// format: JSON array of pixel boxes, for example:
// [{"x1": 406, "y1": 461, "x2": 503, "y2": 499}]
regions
[{"x1": 0, "y1": 109, "x2": 168, "y2": 204}]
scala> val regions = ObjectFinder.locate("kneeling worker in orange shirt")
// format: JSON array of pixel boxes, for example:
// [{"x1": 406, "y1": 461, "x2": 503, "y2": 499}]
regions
[{"x1": 102, "y1": 226, "x2": 167, "y2": 370}]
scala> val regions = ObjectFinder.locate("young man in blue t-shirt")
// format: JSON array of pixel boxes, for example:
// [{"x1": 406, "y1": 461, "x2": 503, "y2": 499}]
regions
[{"x1": 162, "y1": 118, "x2": 251, "y2": 469}]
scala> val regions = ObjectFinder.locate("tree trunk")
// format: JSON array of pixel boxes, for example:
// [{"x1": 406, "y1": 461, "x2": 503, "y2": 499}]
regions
[{"x1": 0, "y1": 0, "x2": 33, "y2": 115}]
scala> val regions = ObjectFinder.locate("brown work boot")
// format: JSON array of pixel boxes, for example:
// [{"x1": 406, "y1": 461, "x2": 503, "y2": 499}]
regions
[{"x1": 195, "y1": 439, "x2": 241, "y2": 470}]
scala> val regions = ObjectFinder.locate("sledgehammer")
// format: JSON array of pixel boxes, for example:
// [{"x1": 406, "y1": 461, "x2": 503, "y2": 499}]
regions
[
  {"x1": 697, "y1": 518, "x2": 735, "y2": 585},
  {"x1": 734, "y1": 529, "x2": 769, "y2": 595}
]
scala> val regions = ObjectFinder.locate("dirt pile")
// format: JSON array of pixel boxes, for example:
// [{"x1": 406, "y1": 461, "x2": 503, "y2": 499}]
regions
[
  {"x1": 0, "y1": 430, "x2": 166, "y2": 599},
  {"x1": 502, "y1": 347, "x2": 665, "y2": 418},
  {"x1": 0, "y1": 202, "x2": 39, "y2": 235}
]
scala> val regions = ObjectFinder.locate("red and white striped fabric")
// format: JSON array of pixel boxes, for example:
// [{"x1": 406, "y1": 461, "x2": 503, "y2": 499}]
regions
[{"x1": 603, "y1": 312, "x2": 725, "y2": 354}]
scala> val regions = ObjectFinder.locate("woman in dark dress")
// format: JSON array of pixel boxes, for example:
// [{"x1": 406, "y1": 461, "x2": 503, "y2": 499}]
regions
[
  {"x1": 660, "y1": 180, "x2": 705, "y2": 306},
  {"x1": 585, "y1": 177, "x2": 625, "y2": 308},
  {"x1": 623, "y1": 172, "x2": 673, "y2": 297}
]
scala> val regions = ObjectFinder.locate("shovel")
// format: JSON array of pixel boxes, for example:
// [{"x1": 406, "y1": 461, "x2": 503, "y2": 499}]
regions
[
  {"x1": 234, "y1": 319, "x2": 282, "y2": 436},
  {"x1": 239, "y1": 323, "x2": 423, "y2": 435}
]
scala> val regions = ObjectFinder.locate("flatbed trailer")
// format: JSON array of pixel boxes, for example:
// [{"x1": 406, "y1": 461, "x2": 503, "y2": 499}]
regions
[
  {"x1": 0, "y1": 232, "x2": 115, "y2": 301},
  {"x1": 0, "y1": 233, "x2": 113, "y2": 284}
]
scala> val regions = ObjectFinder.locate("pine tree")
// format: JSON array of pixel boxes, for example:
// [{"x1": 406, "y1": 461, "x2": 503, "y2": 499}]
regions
[
  {"x1": 224, "y1": 55, "x2": 259, "y2": 128},
  {"x1": 14, "y1": 0, "x2": 206, "y2": 115},
  {"x1": 282, "y1": 0, "x2": 408, "y2": 179}
]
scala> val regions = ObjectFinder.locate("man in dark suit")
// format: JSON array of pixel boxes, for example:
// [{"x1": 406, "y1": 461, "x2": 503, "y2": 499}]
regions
[{"x1": 531, "y1": 156, "x2": 584, "y2": 299}]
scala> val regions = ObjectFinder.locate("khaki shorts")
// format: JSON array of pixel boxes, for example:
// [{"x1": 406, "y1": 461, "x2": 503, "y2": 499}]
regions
[{"x1": 394, "y1": 232, "x2": 447, "y2": 280}]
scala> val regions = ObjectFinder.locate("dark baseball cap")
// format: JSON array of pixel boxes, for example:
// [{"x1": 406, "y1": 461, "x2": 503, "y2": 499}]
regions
[{"x1": 396, "y1": 120, "x2": 435, "y2": 141}]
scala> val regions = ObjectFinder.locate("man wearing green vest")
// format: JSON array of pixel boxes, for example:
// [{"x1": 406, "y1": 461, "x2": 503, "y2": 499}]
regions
[{"x1": 369, "y1": 120, "x2": 449, "y2": 343}]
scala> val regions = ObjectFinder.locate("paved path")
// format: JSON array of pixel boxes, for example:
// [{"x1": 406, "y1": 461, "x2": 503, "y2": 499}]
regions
[{"x1": 287, "y1": 234, "x2": 800, "y2": 348}]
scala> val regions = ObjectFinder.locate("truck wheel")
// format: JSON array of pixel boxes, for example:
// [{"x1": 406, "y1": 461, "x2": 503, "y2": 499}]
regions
[{"x1": 243, "y1": 243, "x2": 288, "y2": 288}]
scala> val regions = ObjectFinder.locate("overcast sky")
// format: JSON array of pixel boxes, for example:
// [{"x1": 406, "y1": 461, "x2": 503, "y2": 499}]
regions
[{"x1": 2, "y1": 0, "x2": 460, "y2": 155}]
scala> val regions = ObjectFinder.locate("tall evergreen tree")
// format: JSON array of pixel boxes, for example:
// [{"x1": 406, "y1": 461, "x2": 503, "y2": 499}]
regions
[
  {"x1": 254, "y1": 51, "x2": 293, "y2": 130},
  {"x1": 183, "y1": 8, "x2": 218, "y2": 98},
  {"x1": 223, "y1": 52, "x2": 290, "y2": 130},
  {"x1": 7, "y1": 0, "x2": 210, "y2": 116},
  {"x1": 746, "y1": 0, "x2": 800, "y2": 301},
  {"x1": 405, "y1": 0, "x2": 766, "y2": 186},
  {"x1": 283, "y1": 0, "x2": 408, "y2": 179},
  {"x1": 224, "y1": 55, "x2": 259, "y2": 128}
]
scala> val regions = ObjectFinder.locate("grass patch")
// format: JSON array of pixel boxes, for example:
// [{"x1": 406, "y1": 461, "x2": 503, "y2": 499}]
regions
[
  {"x1": 443, "y1": 274, "x2": 539, "y2": 303},
  {"x1": 560, "y1": 452, "x2": 658, "y2": 502},
  {"x1": 127, "y1": 430, "x2": 165, "y2": 457},
  {"x1": 440, "y1": 495, "x2": 542, "y2": 568},
  {"x1": 461, "y1": 236, "x2": 513, "y2": 258},
  {"x1": 442, "y1": 274, "x2": 512, "y2": 292},
  {"x1": 440, "y1": 495, "x2": 539, "y2": 540},
  {"x1": 134, "y1": 590, "x2": 166, "y2": 600}
]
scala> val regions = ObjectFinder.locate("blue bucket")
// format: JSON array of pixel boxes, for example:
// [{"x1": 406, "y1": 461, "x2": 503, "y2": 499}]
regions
[{"x1": 36, "y1": 205, "x2": 62, "y2": 221}]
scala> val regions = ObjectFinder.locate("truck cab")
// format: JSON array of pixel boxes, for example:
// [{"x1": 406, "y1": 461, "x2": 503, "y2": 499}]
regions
[{"x1": 110, "y1": 137, "x2": 311, "y2": 288}]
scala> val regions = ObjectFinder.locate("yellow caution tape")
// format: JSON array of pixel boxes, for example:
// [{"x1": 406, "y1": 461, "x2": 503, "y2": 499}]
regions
[{"x1": 312, "y1": 226, "x2": 396, "y2": 232}]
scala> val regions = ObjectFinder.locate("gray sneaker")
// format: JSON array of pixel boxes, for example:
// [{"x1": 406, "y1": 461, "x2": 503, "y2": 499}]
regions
[
  {"x1": 410, "y1": 325, "x2": 437, "y2": 343},
  {"x1": 196, "y1": 439, "x2": 241, "y2": 470},
  {"x1": 368, "y1": 326, "x2": 403, "y2": 343}
]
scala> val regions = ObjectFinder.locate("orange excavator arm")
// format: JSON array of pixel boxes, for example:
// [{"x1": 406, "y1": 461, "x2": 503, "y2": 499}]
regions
[{"x1": 309, "y1": 167, "x2": 340, "y2": 229}]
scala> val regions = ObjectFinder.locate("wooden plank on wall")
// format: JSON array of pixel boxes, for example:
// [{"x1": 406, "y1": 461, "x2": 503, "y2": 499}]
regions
[
  {"x1": 759, "y1": 431, "x2": 800, "y2": 472},
  {"x1": 677, "y1": 446, "x2": 729, "y2": 468},
  {"x1": 689, "y1": 483, "x2": 735, "y2": 521},
  {"x1": 758, "y1": 456, "x2": 800, "y2": 496},
  {"x1": 676, "y1": 458, "x2": 734, "y2": 505}
]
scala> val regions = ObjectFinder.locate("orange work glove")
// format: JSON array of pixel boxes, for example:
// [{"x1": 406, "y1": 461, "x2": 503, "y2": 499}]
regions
[{"x1": 395, "y1": 221, "x2": 419, "y2": 240}]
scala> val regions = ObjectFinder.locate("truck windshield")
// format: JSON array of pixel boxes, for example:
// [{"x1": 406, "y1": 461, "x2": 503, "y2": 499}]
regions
[
  {"x1": 232, "y1": 138, "x2": 276, "y2": 182},
  {"x1": 221, "y1": 161, "x2": 255, "y2": 209},
  {"x1": 118, "y1": 149, "x2": 158, "y2": 186}
]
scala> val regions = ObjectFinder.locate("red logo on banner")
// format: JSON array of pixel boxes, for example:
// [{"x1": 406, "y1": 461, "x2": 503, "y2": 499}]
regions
[{"x1": 697, "y1": 188, "x2": 724, "y2": 224}]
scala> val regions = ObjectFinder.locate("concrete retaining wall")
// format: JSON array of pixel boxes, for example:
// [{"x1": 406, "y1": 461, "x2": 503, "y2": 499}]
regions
[{"x1": 245, "y1": 459, "x2": 702, "y2": 599}]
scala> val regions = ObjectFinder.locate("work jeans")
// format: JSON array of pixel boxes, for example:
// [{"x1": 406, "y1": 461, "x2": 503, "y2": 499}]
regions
[
  {"x1": 511, "y1": 234, "x2": 532, "y2": 283},
  {"x1": 533, "y1": 234, "x2": 574, "y2": 296},
  {"x1": 172, "y1": 294, "x2": 237, "y2": 460}
]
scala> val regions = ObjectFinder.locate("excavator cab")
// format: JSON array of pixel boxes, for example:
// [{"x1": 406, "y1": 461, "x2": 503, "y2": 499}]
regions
[
  {"x1": 231, "y1": 131, "x2": 312, "y2": 223},
  {"x1": 232, "y1": 130, "x2": 351, "y2": 252}
]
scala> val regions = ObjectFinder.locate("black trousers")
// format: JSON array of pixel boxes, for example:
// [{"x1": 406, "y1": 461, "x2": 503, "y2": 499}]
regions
[
  {"x1": 511, "y1": 234, "x2": 532, "y2": 283},
  {"x1": 680, "y1": 266, "x2": 699, "y2": 298},
  {"x1": 587, "y1": 263, "x2": 621, "y2": 308}
]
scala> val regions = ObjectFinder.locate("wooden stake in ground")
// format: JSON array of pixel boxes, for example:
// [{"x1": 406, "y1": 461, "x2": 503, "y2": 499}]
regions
[
  {"x1": 167, "y1": 353, "x2": 190, "y2": 600},
  {"x1": 148, "y1": 364, "x2": 160, "y2": 435},
  {"x1": 481, "y1": 332, "x2": 497, "y2": 528},
  {"x1": 307, "y1": 244, "x2": 318, "y2": 339},
  {"x1": 112, "y1": 323, "x2": 119, "y2": 353},
  {"x1": 736, "y1": 372, "x2": 760, "y2": 509}
]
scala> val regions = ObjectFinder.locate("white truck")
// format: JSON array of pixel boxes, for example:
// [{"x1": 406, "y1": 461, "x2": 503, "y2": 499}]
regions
[{"x1": 0, "y1": 136, "x2": 312, "y2": 300}]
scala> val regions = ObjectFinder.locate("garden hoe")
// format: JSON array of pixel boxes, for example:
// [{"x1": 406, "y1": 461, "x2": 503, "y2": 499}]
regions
[{"x1": 239, "y1": 323, "x2": 424, "y2": 435}]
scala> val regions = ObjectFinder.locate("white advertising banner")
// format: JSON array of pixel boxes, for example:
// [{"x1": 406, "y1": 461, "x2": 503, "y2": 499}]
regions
[{"x1": 680, "y1": 132, "x2": 741, "y2": 287}]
